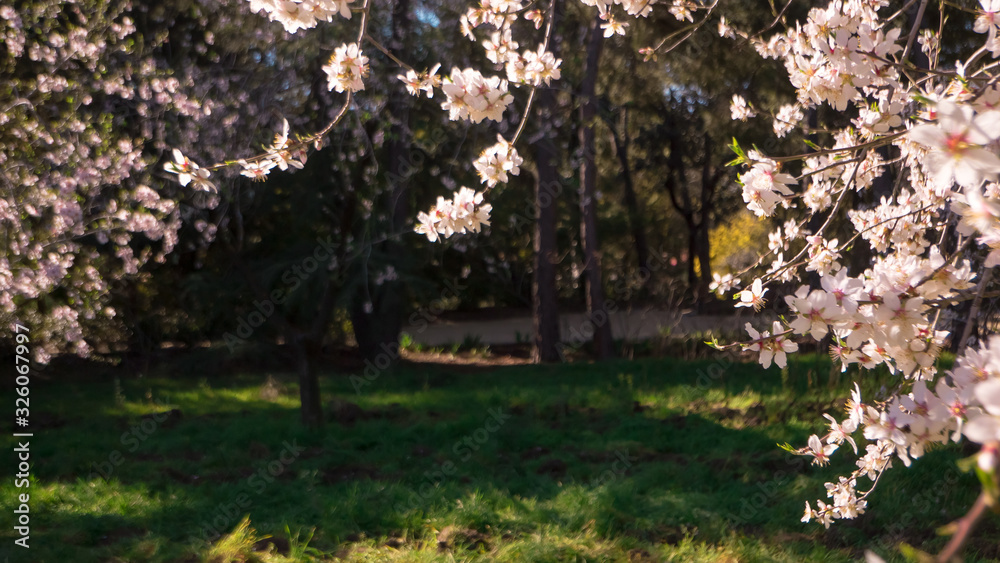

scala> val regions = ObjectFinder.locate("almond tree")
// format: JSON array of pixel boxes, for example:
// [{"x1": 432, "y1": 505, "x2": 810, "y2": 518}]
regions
[
  {"x1": 162, "y1": 0, "x2": 1000, "y2": 557},
  {"x1": 0, "y1": 0, "x2": 228, "y2": 361}
]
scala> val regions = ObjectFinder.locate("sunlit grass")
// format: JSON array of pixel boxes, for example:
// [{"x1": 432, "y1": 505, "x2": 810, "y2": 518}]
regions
[{"x1": 0, "y1": 354, "x2": 992, "y2": 562}]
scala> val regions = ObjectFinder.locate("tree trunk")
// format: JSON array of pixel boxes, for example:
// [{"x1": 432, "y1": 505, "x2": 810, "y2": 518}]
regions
[
  {"x1": 292, "y1": 335, "x2": 323, "y2": 428},
  {"x1": 578, "y1": 15, "x2": 614, "y2": 360},
  {"x1": 608, "y1": 109, "x2": 651, "y2": 281},
  {"x1": 686, "y1": 221, "x2": 699, "y2": 292},
  {"x1": 530, "y1": 1, "x2": 562, "y2": 363},
  {"x1": 663, "y1": 119, "x2": 700, "y2": 303},
  {"x1": 695, "y1": 221, "x2": 712, "y2": 303},
  {"x1": 351, "y1": 0, "x2": 410, "y2": 361},
  {"x1": 694, "y1": 134, "x2": 719, "y2": 304},
  {"x1": 532, "y1": 144, "x2": 562, "y2": 363},
  {"x1": 228, "y1": 210, "x2": 332, "y2": 428}
]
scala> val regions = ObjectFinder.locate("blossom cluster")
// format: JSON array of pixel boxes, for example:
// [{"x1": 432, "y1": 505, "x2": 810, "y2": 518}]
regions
[
  {"x1": 323, "y1": 43, "x2": 369, "y2": 93},
  {"x1": 713, "y1": 0, "x2": 1000, "y2": 529},
  {"x1": 474, "y1": 136, "x2": 523, "y2": 188},
  {"x1": 163, "y1": 118, "x2": 309, "y2": 186},
  {"x1": 214, "y1": 0, "x2": 647, "y2": 241},
  {"x1": 414, "y1": 187, "x2": 492, "y2": 242},
  {"x1": 506, "y1": 44, "x2": 562, "y2": 87},
  {"x1": 737, "y1": 155, "x2": 795, "y2": 218},
  {"x1": 246, "y1": 0, "x2": 354, "y2": 33},
  {"x1": 2, "y1": 0, "x2": 226, "y2": 361},
  {"x1": 440, "y1": 67, "x2": 514, "y2": 124}
]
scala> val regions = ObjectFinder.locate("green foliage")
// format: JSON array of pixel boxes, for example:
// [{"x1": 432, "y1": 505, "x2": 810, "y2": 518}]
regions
[
  {"x1": 204, "y1": 516, "x2": 262, "y2": 563},
  {"x1": 285, "y1": 525, "x2": 324, "y2": 561},
  {"x1": 709, "y1": 210, "x2": 772, "y2": 274},
  {"x1": 399, "y1": 332, "x2": 424, "y2": 353},
  {"x1": 460, "y1": 333, "x2": 485, "y2": 350}
]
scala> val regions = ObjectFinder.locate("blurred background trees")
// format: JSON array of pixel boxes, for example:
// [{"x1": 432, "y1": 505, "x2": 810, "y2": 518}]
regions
[{"x1": 7, "y1": 0, "x2": 813, "y2": 421}]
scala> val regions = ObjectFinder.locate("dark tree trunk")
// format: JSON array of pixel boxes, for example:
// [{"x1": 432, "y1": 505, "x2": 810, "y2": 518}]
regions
[
  {"x1": 529, "y1": 1, "x2": 562, "y2": 363},
  {"x1": 351, "y1": 0, "x2": 410, "y2": 361},
  {"x1": 696, "y1": 219, "x2": 712, "y2": 297},
  {"x1": 532, "y1": 142, "x2": 562, "y2": 363},
  {"x1": 662, "y1": 121, "x2": 724, "y2": 308},
  {"x1": 607, "y1": 108, "x2": 651, "y2": 280},
  {"x1": 292, "y1": 335, "x2": 323, "y2": 428},
  {"x1": 685, "y1": 219, "x2": 699, "y2": 292},
  {"x1": 695, "y1": 134, "x2": 721, "y2": 303},
  {"x1": 578, "y1": 15, "x2": 614, "y2": 360},
  {"x1": 663, "y1": 120, "x2": 698, "y2": 299},
  {"x1": 231, "y1": 254, "x2": 332, "y2": 428}
]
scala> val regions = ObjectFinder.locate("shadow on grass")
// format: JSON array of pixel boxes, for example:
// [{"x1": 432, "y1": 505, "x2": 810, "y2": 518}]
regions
[{"x1": 0, "y1": 355, "x2": 990, "y2": 562}]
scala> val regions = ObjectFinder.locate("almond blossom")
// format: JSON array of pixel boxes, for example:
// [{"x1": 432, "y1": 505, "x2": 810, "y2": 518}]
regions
[
  {"x1": 730, "y1": 94, "x2": 756, "y2": 121},
  {"x1": 738, "y1": 159, "x2": 796, "y2": 217},
  {"x1": 600, "y1": 16, "x2": 627, "y2": 37},
  {"x1": 323, "y1": 43, "x2": 369, "y2": 93},
  {"x1": 440, "y1": 67, "x2": 513, "y2": 123},
  {"x1": 744, "y1": 321, "x2": 798, "y2": 369},
  {"x1": 709, "y1": 272, "x2": 739, "y2": 296},
  {"x1": 909, "y1": 101, "x2": 1000, "y2": 188},
  {"x1": 719, "y1": 0, "x2": 1000, "y2": 536},
  {"x1": 806, "y1": 434, "x2": 837, "y2": 466},
  {"x1": 735, "y1": 278, "x2": 767, "y2": 311},
  {"x1": 473, "y1": 136, "x2": 523, "y2": 188},
  {"x1": 246, "y1": 0, "x2": 354, "y2": 33},
  {"x1": 507, "y1": 45, "x2": 562, "y2": 86},
  {"x1": 397, "y1": 65, "x2": 441, "y2": 98},
  {"x1": 163, "y1": 149, "x2": 200, "y2": 187},
  {"x1": 239, "y1": 159, "x2": 276, "y2": 181},
  {"x1": 415, "y1": 187, "x2": 492, "y2": 242},
  {"x1": 773, "y1": 103, "x2": 803, "y2": 137}
]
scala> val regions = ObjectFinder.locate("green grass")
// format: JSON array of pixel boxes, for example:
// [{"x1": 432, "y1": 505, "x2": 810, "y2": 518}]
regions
[{"x1": 0, "y1": 354, "x2": 995, "y2": 562}]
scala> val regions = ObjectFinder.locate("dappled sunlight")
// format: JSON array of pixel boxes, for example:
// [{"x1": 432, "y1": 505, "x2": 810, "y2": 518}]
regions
[{"x1": 0, "y1": 357, "x2": 985, "y2": 561}]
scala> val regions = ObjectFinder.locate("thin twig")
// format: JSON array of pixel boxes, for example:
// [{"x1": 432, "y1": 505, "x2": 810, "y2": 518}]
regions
[
  {"x1": 957, "y1": 268, "x2": 993, "y2": 355},
  {"x1": 936, "y1": 491, "x2": 991, "y2": 563},
  {"x1": 901, "y1": 0, "x2": 930, "y2": 63}
]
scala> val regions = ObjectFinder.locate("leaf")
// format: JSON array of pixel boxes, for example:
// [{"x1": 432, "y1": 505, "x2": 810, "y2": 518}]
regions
[
  {"x1": 777, "y1": 442, "x2": 798, "y2": 454},
  {"x1": 898, "y1": 543, "x2": 936, "y2": 563},
  {"x1": 956, "y1": 453, "x2": 978, "y2": 474},
  {"x1": 974, "y1": 465, "x2": 999, "y2": 500},
  {"x1": 727, "y1": 137, "x2": 747, "y2": 167}
]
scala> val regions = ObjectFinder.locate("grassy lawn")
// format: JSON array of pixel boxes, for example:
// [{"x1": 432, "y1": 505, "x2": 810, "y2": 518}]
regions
[{"x1": 0, "y1": 352, "x2": 996, "y2": 562}]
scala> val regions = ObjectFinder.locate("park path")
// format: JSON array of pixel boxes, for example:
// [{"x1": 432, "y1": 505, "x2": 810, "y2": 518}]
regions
[{"x1": 407, "y1": 309, "x2": 753, "y2": 347}]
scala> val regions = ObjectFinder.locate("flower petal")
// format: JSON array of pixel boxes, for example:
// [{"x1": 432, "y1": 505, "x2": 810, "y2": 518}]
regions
[
  {"x1": 975, "y1": 378, "x2": 1000, "y2": 415},
  {"x1": 908, "y1": 124, "x2": 946, "y2": 148},
  {"x1": 964, "y1": 414, "x2": 1000, "y2": 443}
]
